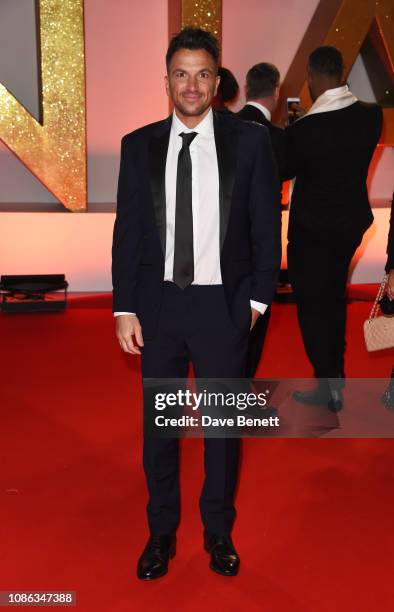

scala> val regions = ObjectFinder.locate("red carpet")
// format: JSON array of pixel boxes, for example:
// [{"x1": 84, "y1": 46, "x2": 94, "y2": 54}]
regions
[{"x1": 1, "y1": 294, "x2": 393, "y2": 612}]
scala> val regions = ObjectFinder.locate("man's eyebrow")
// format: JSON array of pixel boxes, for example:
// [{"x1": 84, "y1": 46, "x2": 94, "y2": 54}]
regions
[
  {"x1": 171, "y1": 67, "x2": 214, "y2": 74},
  {"x1": 198, "y1": 67, "x2": 214, "y2": 74}
]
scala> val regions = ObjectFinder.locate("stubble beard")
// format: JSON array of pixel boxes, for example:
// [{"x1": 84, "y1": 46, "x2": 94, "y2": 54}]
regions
[
  {"x1": 172, "y1": 89, "x2": 213, "y2": 118},
  {"x1": 174, "y1": 99, "x2": 211, "y2": 118}
]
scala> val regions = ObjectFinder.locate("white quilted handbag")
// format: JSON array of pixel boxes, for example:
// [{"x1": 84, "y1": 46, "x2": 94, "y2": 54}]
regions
[{"x1": 363, "y1": 275, "x2": 394, "y2": 352}]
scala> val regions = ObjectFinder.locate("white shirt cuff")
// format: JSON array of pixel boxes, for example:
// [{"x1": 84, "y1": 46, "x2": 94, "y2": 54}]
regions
[
  {"x1": 115, "y1": 305, "x2": 268, "y2": 316},
  {"x1": 250, "y1": 300, "x2": 268, "y2": 315}
]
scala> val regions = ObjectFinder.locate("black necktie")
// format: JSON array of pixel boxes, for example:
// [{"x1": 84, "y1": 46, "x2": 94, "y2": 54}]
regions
[{"x1": 173, "y1": 131, "x2": 197, "y2": 289}]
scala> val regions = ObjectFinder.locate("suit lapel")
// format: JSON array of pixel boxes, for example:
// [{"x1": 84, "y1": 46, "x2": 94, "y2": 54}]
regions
[
  {"x1": 149, "y1": 117, "x2": 172, "y2": 257},
  {"x1": 213, "y1": 112, "x2": 238, "y2": 251}
]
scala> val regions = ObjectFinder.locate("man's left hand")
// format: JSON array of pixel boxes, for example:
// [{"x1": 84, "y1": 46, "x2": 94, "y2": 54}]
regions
[{"x1": 250, "y1": 307, "x2": 261, "y2": 330}]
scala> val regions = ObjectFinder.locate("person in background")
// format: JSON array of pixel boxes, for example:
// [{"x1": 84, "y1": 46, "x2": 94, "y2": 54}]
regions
[
  {"x1": 285, "y1": 45, "x2": 383, "y2": 411},
  {"x1": 212, "y1": 66, "x2": 239, "y2": 113},
  {"x1": 385, "y1": 194, "x2": 394, "y2": 294},
  {"x1": 237, "y1": 62, "x2": 286, "y2": 377},
  {"x1": 382, "y1": 193, "x2": 394, "y2": 408},
  {"x1": 237, "y1": 62, "x2": 286, "y2": 180}
]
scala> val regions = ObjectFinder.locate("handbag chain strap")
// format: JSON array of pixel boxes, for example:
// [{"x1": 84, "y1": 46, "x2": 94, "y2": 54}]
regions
[{"x1": 368, "y1": 275, "x2": 388, "y2": 321}]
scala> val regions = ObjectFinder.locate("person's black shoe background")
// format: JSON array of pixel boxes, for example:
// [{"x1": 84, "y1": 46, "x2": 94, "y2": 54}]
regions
[
  {"x1": 293, "y1": 387, "x2": 328, "y2": 406},
  {"x1": 327, "y1": 389, "x2": 343, "y2": 413},
  {"x1": 382, "y1": 368, "x2": 394, "y2": 410},
  {"x1": 293, "y1": 380, "x2": 343, "y2": 412}
]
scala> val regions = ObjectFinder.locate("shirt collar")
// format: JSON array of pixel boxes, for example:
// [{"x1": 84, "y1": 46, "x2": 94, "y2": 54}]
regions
[
  {"x1": 298, "y1": 84, "x2": 357, "y2": 121},
  {"x1": 319, "y1": 85, "x2": 350, "y2": 99},
  {"x1": 172, "y1": 107, "x2": 214, "y2": 137},
  {"x1": 246, "y1": 101, "x2": 271, "y2": 122}
]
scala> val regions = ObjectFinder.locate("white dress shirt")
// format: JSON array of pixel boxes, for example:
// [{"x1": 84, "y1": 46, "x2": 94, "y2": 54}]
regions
[
  {"x1": 164, "y1": 108, "x2": 221, "y2": 284},
  {"x1": 245, "y1": 101, "x2": 271, "y2": 122},
  {"x1": 114, "y1": 108, "x2": 266, "y2": 316}
]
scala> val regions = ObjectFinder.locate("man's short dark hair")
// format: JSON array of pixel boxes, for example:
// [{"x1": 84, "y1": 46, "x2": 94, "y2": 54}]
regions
[
  {"x1": 246, "y1": 63, "x2": 280, "y2": 99},
  {"x1": 308, "y1": 46, "x2": 344, "y2": 77},
  {"x1": 166, "y1": 27, "x2": 220, "y2": 71}
]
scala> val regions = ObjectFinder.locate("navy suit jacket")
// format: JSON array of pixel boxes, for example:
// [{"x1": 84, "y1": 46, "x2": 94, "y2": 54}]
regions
[
  {"x1": 236, "y1": 104, "x2": 286, "y2": 181},
  {"x1": 112, "y1": 111, "x2": 281, "y2": 338}
]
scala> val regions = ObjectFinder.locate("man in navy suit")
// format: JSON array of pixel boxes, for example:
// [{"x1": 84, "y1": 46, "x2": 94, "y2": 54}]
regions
[
  {"x1": 112, "y1": 28, "x2": 281, "y2": 579},
  {"x1": 237, "y1": 63, "x2": 286, "y2": 377}
]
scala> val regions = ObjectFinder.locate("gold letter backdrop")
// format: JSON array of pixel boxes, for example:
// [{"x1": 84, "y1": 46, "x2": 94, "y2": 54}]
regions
[
  {"x1": 0, "y1": 0, "x2": 87, "y2": 211},
  {"x1": 279, "y1": 0, "x2": 393, "y2": 145},
  {"x1": 181, "y1": 0, "x2": 221, "y2": 37},
  {"x1": 169, "y1": 1, "x2": 222, "y2": 44}
]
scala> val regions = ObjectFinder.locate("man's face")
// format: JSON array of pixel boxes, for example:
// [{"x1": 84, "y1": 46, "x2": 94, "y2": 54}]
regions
[{"x1": 165, "y1": 48, "x2": 220, "y2": 120}]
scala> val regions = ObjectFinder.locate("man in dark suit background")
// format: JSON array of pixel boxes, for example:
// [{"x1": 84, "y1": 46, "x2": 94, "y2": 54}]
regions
[
  {"x1": 237, "y1": 63, "x2": 286, "y2": 180},
  {"x1": 285, "y1": 46, "x2": 383, "y2": 410},
  {"x1": 112, "y1": 28, "x2": 281, "y2": 579},
  {"x1": 237, "y1": 63, "x2": 286, "y2": 377}
]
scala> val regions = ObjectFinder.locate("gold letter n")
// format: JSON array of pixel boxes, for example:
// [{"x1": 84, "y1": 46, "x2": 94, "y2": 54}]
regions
[{"x1": 0, "y1": 0, "x2": 87, "y2": 211}]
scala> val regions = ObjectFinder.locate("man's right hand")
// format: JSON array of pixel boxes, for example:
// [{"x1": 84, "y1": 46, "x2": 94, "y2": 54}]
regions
[
  {"x1": 115, "y1": 314, "x2": 144, "y2": 355},
  {"x1": 290, "y1": 102, "x2": 306, "y2": 118}
]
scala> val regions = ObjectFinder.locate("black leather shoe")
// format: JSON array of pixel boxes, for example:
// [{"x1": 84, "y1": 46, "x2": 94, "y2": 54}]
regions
[
  {"x1": 262, "y1": 406, "x2": 278, "y2": 418},
  {"x1": 382, "y1": 368, "x2": 394, "y2": 410},
  {"x1": 293, "y1": 387, "x2": 329, "y2": 406},
  {"x1": 293, "y1": 382, "x2": 343, "y2": 412},
  {"x1": 204, "y1": 533, "x2": 240, "y2": 576},
  {"x1": 137, "y1": 534, "x2": 176, "y2": 580},
  {"x1": 327, "y1": 389, "x2": 343, "y2": 413},
  {"x1": 246, "y1": 405, "x2": 278, "y2": 419}
]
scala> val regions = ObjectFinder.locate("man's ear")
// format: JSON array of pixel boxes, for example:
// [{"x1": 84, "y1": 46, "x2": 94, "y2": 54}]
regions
[
  {"x1": 274, "y1": 86, "x2": 280, "y2": 101},
  {"x1": 165, "y1": 74, "x2": 170, "y2": 97}
]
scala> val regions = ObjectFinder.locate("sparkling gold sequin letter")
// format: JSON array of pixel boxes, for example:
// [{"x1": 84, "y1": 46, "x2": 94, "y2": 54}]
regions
[{"x1": 0, "y1": 0, "x2": 87, "y2": 211}]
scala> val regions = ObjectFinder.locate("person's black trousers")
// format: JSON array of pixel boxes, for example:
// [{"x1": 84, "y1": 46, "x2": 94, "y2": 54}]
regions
[
  {"x1": 287, "y1": 232, "x2": 363, "y2": 380},
  {"x1": 141, "y1": 282, "x2": 249, "y2": 536},
  {"x1": 245, "y1": 307, "x2": 271, "y2": 377}
]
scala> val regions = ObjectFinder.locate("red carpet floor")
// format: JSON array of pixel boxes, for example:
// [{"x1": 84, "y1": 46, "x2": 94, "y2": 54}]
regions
[{"x1": 1, "y1": 294, "x2": 394, "y2": 612}]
